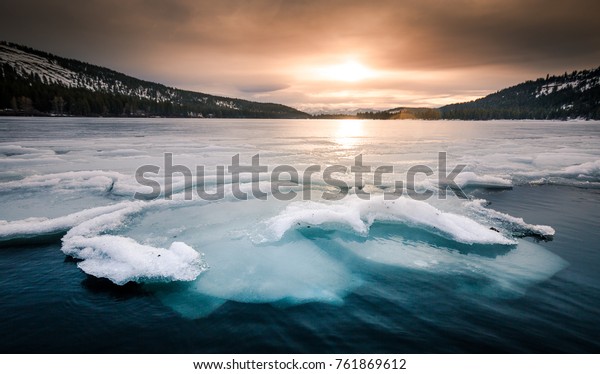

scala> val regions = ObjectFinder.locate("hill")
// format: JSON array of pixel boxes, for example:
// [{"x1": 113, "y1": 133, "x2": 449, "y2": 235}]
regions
[
  {"x1": 440, "y1": 67, "x2": 600, "y2": 120},
  {"x1": 0, "y1": 42, "x2": 309, "y2": 118}
]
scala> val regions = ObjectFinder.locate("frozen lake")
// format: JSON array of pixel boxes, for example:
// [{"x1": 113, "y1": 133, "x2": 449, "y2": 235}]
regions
[{"x1": 0, "y1": 117, "x2": 599, "y2": 352}]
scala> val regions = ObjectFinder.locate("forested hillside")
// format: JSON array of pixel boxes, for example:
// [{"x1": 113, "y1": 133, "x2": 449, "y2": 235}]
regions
[
  {"x1": 0, "y1": 42, "x2": 309, "y2": 118},
  {"x1": 440, "y1": 68, "x2": 600, "y2": 120}
]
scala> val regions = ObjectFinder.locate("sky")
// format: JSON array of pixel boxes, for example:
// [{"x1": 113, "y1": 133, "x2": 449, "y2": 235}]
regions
[{"x1": 1, "y1": 0, "x2": 600, "y2": 113}]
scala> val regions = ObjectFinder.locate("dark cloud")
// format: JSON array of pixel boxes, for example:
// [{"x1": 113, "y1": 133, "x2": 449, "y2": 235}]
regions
[
  {"x1": 1, "y1": 0, "x2": 599, "y2": 109},
  {"x1": 238, "y1": 84, "x2": 290, "y2": 93}
]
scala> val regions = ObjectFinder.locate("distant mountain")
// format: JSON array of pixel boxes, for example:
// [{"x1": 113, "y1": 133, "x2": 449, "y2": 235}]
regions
[
  {"x1": 313, "y1": 107, "x2": 442, "y2": 120},
  {"x1": 440, "y1": 67, "x2": 600, "y2": 120},
  {"x1": 377, "y1": 107, "x2": 441, "y2": 120},
  {"x1": 305, "y1": 107, "x2": 381, "y2": 116},
  {"x1": 0, "y1": 42, "x2": 309, "y2": 118}
]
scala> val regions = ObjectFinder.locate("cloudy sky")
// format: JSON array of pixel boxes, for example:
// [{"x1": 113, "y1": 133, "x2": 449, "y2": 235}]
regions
[{"x1": 1, "y1": 0, "x2": 599, "y2": 112}]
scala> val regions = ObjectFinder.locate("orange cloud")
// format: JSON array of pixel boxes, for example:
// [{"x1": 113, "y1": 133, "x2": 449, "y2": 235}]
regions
[{"x1": 1, "y1": 0, "x2": 599, "y2": 112}]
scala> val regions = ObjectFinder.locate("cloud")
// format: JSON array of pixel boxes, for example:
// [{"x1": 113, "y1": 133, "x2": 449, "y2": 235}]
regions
[
  {"x1": 1, "y1": 0, "x2": 599, "y2": 110},
  {"x1": 238, "y1": 84, "x2": 290, "y2": 93}
]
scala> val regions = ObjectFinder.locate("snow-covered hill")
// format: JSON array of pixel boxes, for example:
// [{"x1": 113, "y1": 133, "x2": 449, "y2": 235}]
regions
[
  {"x1": 0, "y1": 42, "x2": 309, "y2": 118},
  {"x1": 534, "y1": 71, "x2": 600, "y2": 100},
  {"x1": 441, "y1": 66, "x2": 600, "y2": 120},
  {"x1": 0, "y1": 43, "x2": 179, "y2": 102}
]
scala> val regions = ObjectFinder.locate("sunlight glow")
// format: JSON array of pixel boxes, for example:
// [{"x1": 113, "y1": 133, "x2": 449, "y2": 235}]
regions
[
  {"x1": 334, "y1": 120, "x2": 365, "y2": 147},
  {"x1": 315, "y1": 60, "x2": 378, "y2": 82}
]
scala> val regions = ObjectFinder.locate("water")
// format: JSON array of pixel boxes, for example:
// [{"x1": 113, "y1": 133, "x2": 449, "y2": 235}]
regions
[{"x1": 0, "y1": 118, "x2": 599, "y2": 352}]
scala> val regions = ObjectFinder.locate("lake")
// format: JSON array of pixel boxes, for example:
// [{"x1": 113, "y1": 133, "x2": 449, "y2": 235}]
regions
[{"x1": 0, "y1": 118, "x2": 599, "y2": 353}]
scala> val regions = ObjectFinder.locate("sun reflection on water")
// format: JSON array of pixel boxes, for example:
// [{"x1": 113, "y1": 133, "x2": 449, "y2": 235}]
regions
[{"x1": 334, "y1": 120, "x2": 365, "y2": 148}]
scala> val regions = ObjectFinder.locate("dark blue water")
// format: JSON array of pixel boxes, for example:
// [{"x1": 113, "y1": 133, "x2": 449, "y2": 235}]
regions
[{"x1": 1, "y1": 184, "x2": 599, "y2": 353}]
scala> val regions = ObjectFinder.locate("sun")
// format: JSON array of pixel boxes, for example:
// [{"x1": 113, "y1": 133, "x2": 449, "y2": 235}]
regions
[{"x1": 314, "y1": 60, "x2": 377, "y2": 82}]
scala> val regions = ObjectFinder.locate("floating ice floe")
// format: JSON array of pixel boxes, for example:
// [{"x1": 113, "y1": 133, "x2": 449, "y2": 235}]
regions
[
  {"x1": 0, "y1": 170, "x2": 123, "y2": 192},
  {"x1": 0, "y1": 196, "x2": 209, "y2": 285},
  {"x1": 0, "y1": 144, "x2": 51, "y2": 156},
  {"x1": 260, "y1": 195, "x2": 517, "y2": 245},
  {"x1": 58, "y1": 199, "x2": 208, "y2": 285},
  {"x1": 64, "y1": 236, "x2": 206, "y2": 285},
  {"x1": 451, "y1": 171, "x2": 513, "y2": 189},
  {"x1": 0, "y1": 202, "x2": 141, "y2": 241},
  {"x1": 560, "y1": 159, "x2": 600, "y2": 178},
  {"x1": 465, "y1": 199, "x2": 555, "y2": 240},
  {"x1": 117, "y1": 198, "x2": 359, "y2": 316}
]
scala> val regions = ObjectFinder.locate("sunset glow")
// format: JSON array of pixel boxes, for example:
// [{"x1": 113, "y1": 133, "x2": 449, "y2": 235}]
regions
[
  {"x1": 1, "y1": 0, "x2": 599, "y2": 113},
  {"x1": 313, "y1": 60, "x2": 378, "y2": 82}
]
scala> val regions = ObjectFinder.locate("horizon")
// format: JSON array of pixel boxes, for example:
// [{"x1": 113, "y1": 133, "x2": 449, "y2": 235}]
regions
[
  {"x1": 2, "y1": 39, "x2": 599, "y2": 116},
  {"x1": 1, "y1": 0, "x2": 600, "y2": 113}
]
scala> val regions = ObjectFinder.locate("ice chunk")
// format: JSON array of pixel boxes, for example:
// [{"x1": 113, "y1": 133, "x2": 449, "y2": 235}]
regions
[
  {"x1": 451, "y1": 171, "x2": 513, "y2": 189},
  {"x1": 64, "y1": 235, "x2": 206, "y2": 285},
  {"x1": 261, "y1": 195, "x2": 516, "y2": 245},
  {"x1": 561, "y1": 159, "x2": 600, "y2": 177},
  {"x1": 0, "y1": 194, "x2": 208, "y2": 284},
  {"x1": 59, "y1": 200, "x2": 207, "y2": 285},
  {"x1": 0, "y1": 170, "x2": 123, "y2": 192},
  {"x1": 0, "y1": 202, "x2": 144, "y2": 241},
  {"x1": 0, "y1": 145, "x2": 50, "y2": 156},
  {"x1": 117, "y1": 199, "x2": 359, "y2": 313},
  {"x1": 465, "y1": 199, "x2": 555, "y2": 239},
  {"x1": 95, "y1": 149, "x2": 147, "y2": 157}
]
